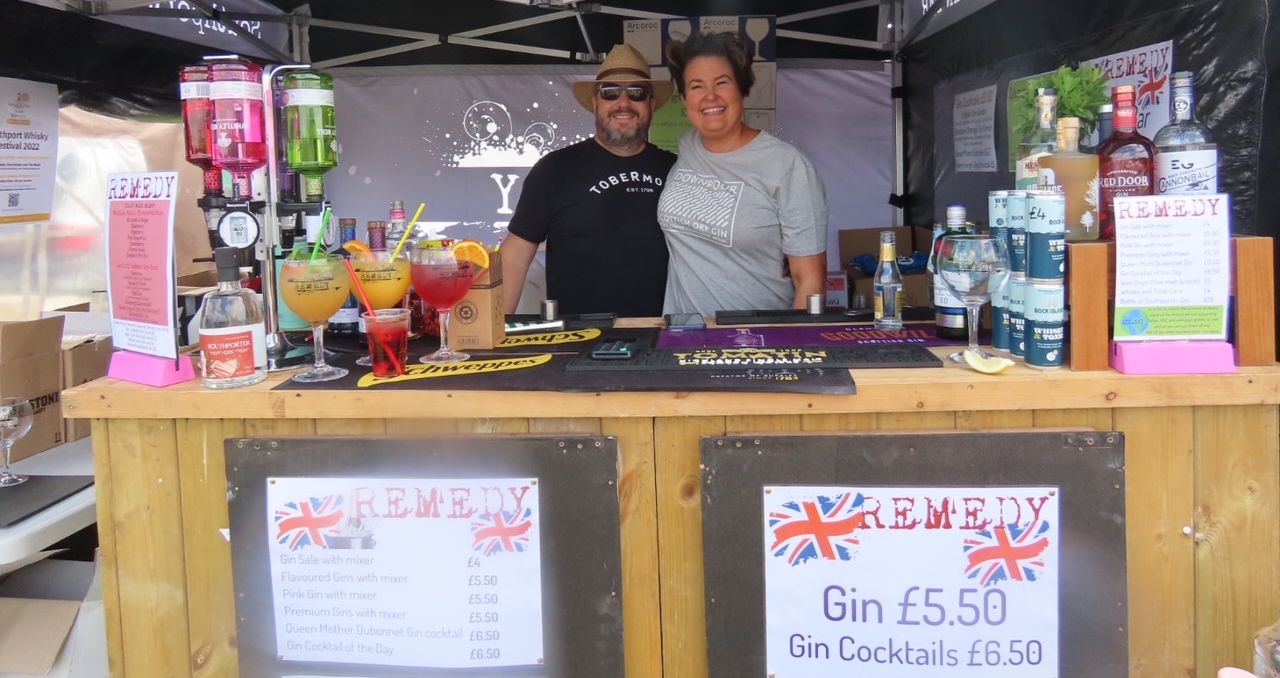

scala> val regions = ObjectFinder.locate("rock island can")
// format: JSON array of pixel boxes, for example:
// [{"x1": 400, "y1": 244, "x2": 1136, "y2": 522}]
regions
[
  {"x1": 1026, "y1": 190, "x2": 1066, "y2": 282},
  {"x1": 988, "y1": 190, "x2": 1009, "y2": 245},
  {"x1": 1008, "y1": 273, "x2": 1026, "y2": 358},
  {"x1": 991, "y1": 273, "x2": 1011, "y2": 352},
  {"x1": 1025, "y1": 281, "x2": 1066, "y2": 368},
  {"x1": 1006, "y1": 190, "x2": 1028, "y2": 276}
]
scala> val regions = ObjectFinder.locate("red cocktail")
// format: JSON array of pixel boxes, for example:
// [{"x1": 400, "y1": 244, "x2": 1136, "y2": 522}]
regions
[
  {"x1": 409, "y1": 241, "x2": 489, "y2": 364},
  {"x1": 362, "y1": 308, "x2": 409, "y2": 377}
]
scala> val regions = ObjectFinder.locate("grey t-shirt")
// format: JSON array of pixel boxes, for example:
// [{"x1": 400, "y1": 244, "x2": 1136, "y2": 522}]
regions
[{"x1": 657, "y1": 130, "x2": 828, "y2": 315}]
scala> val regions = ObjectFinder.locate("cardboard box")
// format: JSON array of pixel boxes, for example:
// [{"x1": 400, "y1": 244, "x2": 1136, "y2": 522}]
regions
[
  {"x1": 838, "y1": 226, "x2": 915, "y2": 271},
  {"x1": 0, "y1": 555, "x2": 101, "y2": 675},
  {"x1": 0, "y1": 316, "x2": 65, "y2": 462},
  {"x1": 61, "y1": 336, "x2": 113, "y2": 443},
  {"x1": 824, "y1": 272, "x2": 848, "y2": 310},
  {"x1": 852, "y1": 271, "x2": 933, "y2": 309},
  {"x1": 450, "y1": 247, "x2": 506, "y2": 350}
]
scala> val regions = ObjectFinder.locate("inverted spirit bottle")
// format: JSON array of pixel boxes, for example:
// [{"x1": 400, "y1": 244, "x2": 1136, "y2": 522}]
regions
[
  {"x1": 284, "y1": 70, "x2": 338, "y2": 202},
  {"x1": 873, "y1": 230, "x2": 904, "y2": 331},
  {"x1": 1154, "y1": 71, "x2": 1218, "y2": 194},
  {"x1": 208, "y1": 59, "x2": 267, "y2": 200},
  {"x1": 1038, "y1": 117, "x2": 1100, "y2": 241},
  {"x1": 1017, "y1": 88, "x2": 1058, "y2": 190},
  {"x1": 1097, "y1": 85, "x2": 1155, "y2": 240},
  {"x1": 179, "y1": 65, "x2": 222, "y2": 196}
]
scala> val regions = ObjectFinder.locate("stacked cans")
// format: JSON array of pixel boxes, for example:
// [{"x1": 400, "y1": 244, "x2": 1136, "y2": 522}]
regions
[
  {"x1": 988, "y1": 191, "x2": 1011, "y2": 353},
  {"x1": 1022, "y1": 190, "x2": 1066, "y2": 368},
  {"x1": 1003, "y1": 191, "x2": 1027, "y2": 358}
]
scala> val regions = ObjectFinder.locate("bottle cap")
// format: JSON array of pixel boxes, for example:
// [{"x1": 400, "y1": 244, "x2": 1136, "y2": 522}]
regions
[
  {"x1": 946, "y1": 204, "x2": 966, "y2": 224},
  {"x1": 390, "y1": 200, "x2": 404, "y2": 210},
  {"x1": 1098, "y1": 103, "x2": 1113, "y2": 113},
  {"x1": 1037, "y1": 87, "x2": 1057, "y2": 96},
  {"x1": 213, "y1": 247, "x2": 239, "y2": 282}
]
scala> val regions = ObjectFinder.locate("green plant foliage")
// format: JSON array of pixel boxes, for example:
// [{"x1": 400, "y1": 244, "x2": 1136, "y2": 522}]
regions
[{"x1": 1010, "y1": 65, "x2": 1111, "y2": 139}]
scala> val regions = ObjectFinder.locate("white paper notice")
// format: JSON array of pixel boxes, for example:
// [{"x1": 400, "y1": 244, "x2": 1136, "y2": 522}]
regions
[
  {"x1": 1112, "y1": 194, "x2": 1230, "y2": 341},
  {"x1": 0, "y1": 77, "x2": 59, "y2": 224},
  {"x1": 764, "y1": 486, "x2": 1060, "y2": 677},
  {"x1": 268, "y1": 477, "x2": 543, "y2": 669},
  {"x1": 953, "y1": 85, "x2": 997, "y2": 173}
]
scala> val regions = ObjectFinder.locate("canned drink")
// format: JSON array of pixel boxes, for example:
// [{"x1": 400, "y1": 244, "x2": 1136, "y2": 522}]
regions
[
  {"x1": 988, "y1": 190, "x2": 1009, "y2": 246},
  {"x1": 1025, "y1": 282, "x2": 1066, "y2": 368},
  {"x1": 991, "y1": 276, "x2": 1011, "y2": 352},
  {"x1": 1006, "y1": 191, "x2": 1027, "y2": 275},
  {"x1": 1008, "y1": 273, "x2": 1026, "y2": 358},
  {"x1": 1026, "y1": 190, "x2": 1066, "y2": 282}
]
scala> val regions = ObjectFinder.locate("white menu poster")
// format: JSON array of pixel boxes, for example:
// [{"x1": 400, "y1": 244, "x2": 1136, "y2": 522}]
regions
[
  {"x1": 764, "y1": 486, "x2": 1060, "y2": 677},
  {"x1": 1113, "y1": 194, "x2": 1230, "y2": 341},
  {"x1": 104, "y1": 172, "x2": 179, "y2": 359},
  {"x1": 268, "y1": 477, "x2": 544, "y2": 669},
  {"x1": 954, "y1": 85, "x2": 998, "y2": 172},
  {"x1": 0, "y1": 76, "x2": 58, "y2": 225}
]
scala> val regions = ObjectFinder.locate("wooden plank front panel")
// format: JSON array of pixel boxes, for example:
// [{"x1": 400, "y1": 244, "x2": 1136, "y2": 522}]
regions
[
  {"x1": 176, "y1": 419, "x2": 244, "y2": 677},
  {"x1": 91, "y1": 420, "x2": 124, "y2": 678},
  {"x1": 1194, "y1": 405, "x2": 1280, "y2": 675},
  {"x1": 956, "y1": 409, "x2": 1035, "y2": 429},
  {"x1": 1115, "y1": 408, "x2": 1195, "y2": 678},
  {"x1": 655, "y1": 416, "x2": 725, "y2": 678},
  {"x1": 107, "y1": 419, "x2": 192, "y2": 678},
  {"x1": 313, "y1": 419, "x2": 388, "y2": 436},
  {"x1": 1033, "y1": 408, "x2": 1115, "y2": 430},
  {"x1": 529, "y1": 418, "x2": 603, "y2": 434},
  {"x1": 457, "y1": 418, "x2": 531, "y2": 434},
  {"x1": 800, "y1": 413, "x2": 877, "y2": 431},
  {"x1": 602, "y1": 418, "x2": 662, "y2": 678},
  {"x1": 876, "y1": 410, "x2": 956, "y2": 430}
]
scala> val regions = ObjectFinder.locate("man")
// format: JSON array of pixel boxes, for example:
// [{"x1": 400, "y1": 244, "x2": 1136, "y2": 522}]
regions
[{"x1": 503, "y1": 44, "x2": 676, "y2": 317}]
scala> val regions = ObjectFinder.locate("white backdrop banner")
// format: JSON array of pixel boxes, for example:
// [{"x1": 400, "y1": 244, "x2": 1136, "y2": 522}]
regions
[{"x1": 329, "y1": 62, "x2": 894, "y2": 271}]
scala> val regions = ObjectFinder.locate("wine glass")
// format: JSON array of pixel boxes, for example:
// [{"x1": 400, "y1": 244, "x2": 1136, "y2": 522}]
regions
[
  {"x1": 0, "y1": 398, "x2": 34, "y2": 487},
  {"x1": 936, "y1": 234, "x2": 1011, "y2": 364},
  {"x1": 666, "y1": 19, "x2": 691, "y2": 44},
  {"x1": 351, "y1": 250, "x2": 412, "y2": 367},
  {"x1": 744, "y1": 17, "x2": 770, "y2": 61},
  {"x1": 280, "y1": 253, "x2": 353, "y2": 382},
  {"x1": 410, "y1": 241, "x2": 489, "y2": 364}
]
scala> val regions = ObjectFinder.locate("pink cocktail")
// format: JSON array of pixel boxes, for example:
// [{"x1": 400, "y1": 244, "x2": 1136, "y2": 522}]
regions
[{"x1": 409, "y1": 242, "x2": 487, "y2": 364}]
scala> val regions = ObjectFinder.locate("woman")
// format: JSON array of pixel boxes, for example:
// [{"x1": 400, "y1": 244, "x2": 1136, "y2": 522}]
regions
[{"x1": 658, "y1": 32, "x2": 828, "y2": 316}]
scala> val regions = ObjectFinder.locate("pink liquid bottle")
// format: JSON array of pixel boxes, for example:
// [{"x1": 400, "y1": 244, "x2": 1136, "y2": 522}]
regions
[
  {"x1": 208, "y1": 59, "x2": 267, "y2": 200},
  {"x1": 179, "y1": 65, "x2": 222, "y2": 195}
]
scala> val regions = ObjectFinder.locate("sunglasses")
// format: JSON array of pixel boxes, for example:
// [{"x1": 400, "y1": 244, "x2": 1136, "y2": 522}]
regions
[{"x1": 597, "y1": 84, "x2": 652, "y2": 102}]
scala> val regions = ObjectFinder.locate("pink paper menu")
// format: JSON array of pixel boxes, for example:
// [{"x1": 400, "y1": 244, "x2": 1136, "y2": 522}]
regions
[{"x1": 104, "y1": 172, "x2": 179, "y2": 359}]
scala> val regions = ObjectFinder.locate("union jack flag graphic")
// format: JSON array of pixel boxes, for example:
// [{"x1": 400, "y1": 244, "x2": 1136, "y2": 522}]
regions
[
  {"x1": 963, "y1": 519, "x2": 1052, "y2": 586},
  {"x1": 273, "y1": 495, "x2": 345, "y2": 550},
  {"x1": 768, "y1": 492, "x2": 867, "y2": 566},
  {"x1": 471, "y1": 507, "x2": 534, "y2": 557}
]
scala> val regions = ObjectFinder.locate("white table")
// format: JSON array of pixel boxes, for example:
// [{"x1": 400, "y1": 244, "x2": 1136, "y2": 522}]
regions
[{"x1": 0, "y1": 438, "x2": 96, "y2": 568}]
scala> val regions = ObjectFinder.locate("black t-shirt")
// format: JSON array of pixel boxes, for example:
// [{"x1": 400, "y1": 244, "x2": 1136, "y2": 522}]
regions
[{"x1": 507, "y1": 139, "x2": 676, "y2": 317}]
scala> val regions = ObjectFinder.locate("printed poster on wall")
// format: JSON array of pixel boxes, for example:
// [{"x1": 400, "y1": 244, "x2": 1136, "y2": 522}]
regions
[
  {"x1": 764, "y1": 486, "x2": 1060, "y2": 677},
  {"x1": 104, "y1": 172, "x2": 179, "y2": 359},
  {"x1": 0, "y1": 76, "x2": 58, "y2": 225},
  {"x1": 267, "y1": 477, "x2": 544, "y2": 669},
  {"x1": 954, "y1": 85, "x2": 998, "y2": 172},
  {"x1": 1112, "y1": 193, "x2": 1230, "y2": 340}
]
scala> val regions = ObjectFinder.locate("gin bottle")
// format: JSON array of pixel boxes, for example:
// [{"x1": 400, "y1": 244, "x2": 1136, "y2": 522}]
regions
[
  {"x1": 873, "y1": 231, "x2": 904, "y2": 331},
  {"x1": 199, "y1": 247, "x2": 267, "y2": 389},
  {"x1": 1017, "y1": 88, "x2": 1058, "y2": 190},
  {"x1": 1038, "y1": 117, "x2": 1100, "y2": 240},
  {"x1": 1098, "y1": 85, "x2": 1155, "y2": 239},
  {"x1": 931, "y1": 205, "x2": 970, "y2": 338},
  {"x1": 1154, "y1": 71, "x2": 1218, "y2": 194}
]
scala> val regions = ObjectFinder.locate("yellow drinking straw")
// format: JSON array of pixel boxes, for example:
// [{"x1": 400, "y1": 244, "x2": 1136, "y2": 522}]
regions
[{"x1": 390, "y1": 202, "x2": 427, "y2": 260}]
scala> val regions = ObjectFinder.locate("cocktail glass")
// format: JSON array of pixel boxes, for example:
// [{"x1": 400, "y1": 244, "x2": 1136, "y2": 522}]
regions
[
  {"x1": 362, "y1": 308, "x2": 410, "y2": 378},
  {"x1": 410, "y1": 241, "x2": 488, "y2": 364},
  {"x1": 280, "y1": 254, "x2": 352, "y2": 382},
  {"x1": 936, "y1": 234, "x2": 1012, "y2": 365},
  {"x1": 351, "y1": 250, "x2": 412, "y2": 366},
  {"x1": 0, "y1": 397, "x2": 33, "y2": 487}
]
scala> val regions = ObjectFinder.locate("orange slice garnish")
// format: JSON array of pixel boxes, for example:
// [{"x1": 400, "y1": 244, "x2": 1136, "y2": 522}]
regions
[
  {"x1": 452, "y1": 240, "x2": 490, "y2": 271},
  {"x1": 343, "y1": 240, "x2": 373, "y2": 260}
]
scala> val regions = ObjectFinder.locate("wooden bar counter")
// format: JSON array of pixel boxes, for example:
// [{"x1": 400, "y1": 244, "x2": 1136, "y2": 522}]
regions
[{"x1": 64, "y1": 349, "x2": 1280, "y2": 678}]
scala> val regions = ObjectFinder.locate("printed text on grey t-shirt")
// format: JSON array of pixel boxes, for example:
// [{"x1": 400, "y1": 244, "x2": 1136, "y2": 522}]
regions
[{"x1": 660, "y1": 169, "x2": 744, "y2": 246}]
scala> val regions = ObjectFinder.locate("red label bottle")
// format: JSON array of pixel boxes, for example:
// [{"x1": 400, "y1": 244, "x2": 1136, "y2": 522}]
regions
[{"x1": 1097, "y1": 85, "x2": 1155, "y2": 239}]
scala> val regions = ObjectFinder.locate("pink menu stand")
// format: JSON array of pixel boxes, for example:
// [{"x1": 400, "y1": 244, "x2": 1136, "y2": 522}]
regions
[
  {"x1": 1111, "y1": 341, "x2": 1237, "y2": 375},
  {"x1": 107, "y1": 350, "x2": 197, "y2": 387}
]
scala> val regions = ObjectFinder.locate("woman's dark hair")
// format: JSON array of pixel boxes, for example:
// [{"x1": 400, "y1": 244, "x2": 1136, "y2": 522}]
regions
[{"x1": 665, "y1": 31, "x2": 754, "y2": 98}]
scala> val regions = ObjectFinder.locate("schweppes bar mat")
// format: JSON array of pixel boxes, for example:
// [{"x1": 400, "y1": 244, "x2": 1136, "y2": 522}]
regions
[
  {"x1": 273, "y1": 353, "x2": 856, "y2": 395},
  {"x1": 564, "y1": 345, "x2": 943, "y2": 371}
]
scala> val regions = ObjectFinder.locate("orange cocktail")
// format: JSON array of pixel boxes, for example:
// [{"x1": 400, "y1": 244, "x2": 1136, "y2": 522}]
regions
[
  {"x1": 352, "y1": 251, "x2": 412, "y2": 310},
  {"x1": 280, "y1": 254, "x2": 352, "y2": 382}
]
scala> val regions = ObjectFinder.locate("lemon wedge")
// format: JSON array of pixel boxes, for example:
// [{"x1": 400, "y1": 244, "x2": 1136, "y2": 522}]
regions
[
  {"x1": 962, "y1": 350, "x2": 1015, "y2": 374},
  {"x1": 452, "y1": 240, "x2": 491, "y2": 271}
]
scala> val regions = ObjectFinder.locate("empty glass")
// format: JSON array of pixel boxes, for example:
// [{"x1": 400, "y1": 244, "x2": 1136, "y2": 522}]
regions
[{"x1": 936, "y1": 234, "x2": 1012, "y2": 363}]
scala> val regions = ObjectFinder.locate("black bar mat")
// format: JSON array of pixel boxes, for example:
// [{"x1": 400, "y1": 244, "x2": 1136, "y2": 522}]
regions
[
  {"x1": 0, "y1": 475, "x2": 95, "y2": 528},
  {"x1": 715, "y1": 307, "x2": 935, "y2": 325},
  {"x1": 272, "y1": 353, "x2": 855, "y2": 395},
  {"x1": 564, "y1": 344, "x2": 942, "y2": 371}
]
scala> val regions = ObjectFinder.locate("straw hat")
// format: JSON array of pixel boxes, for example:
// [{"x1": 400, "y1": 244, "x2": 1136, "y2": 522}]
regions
[{"x1": 572, "y1": 44, "x2": 673, "y2": 112}]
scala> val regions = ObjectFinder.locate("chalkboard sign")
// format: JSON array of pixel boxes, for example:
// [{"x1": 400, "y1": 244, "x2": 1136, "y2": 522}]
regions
[
  {"x1": 700, "y1": 431, "x2": 1127, "y2": 678},
  {"x1": 226, "y1": 436, "x2": 624, "y2": 678}
]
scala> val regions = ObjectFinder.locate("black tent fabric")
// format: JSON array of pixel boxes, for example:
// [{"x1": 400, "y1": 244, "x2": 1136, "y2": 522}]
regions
[{"x1": 899, "y1": 0, "x2": 1268, "y2": 234}]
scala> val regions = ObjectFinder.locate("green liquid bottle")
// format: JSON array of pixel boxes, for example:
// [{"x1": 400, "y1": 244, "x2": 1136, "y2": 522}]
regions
[{"x1": 283, "y1": 70, "x2": 337, "y2": 202}]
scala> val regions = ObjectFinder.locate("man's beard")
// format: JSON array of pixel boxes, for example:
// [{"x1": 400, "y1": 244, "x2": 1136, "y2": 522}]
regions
[{"x1": 597, "y1": 110, "x2": 646, "y2": 146}]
